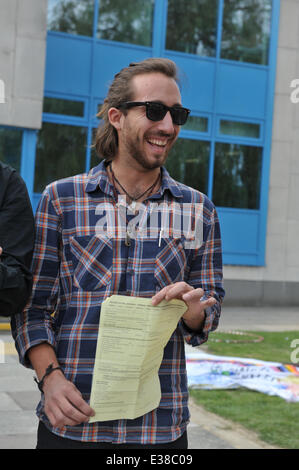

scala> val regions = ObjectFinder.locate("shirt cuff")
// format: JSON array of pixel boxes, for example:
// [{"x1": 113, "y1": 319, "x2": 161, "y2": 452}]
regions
[
  {"x1": 179, "y1": 302, "x2": 221, "y2": 347},
  {"x1": 12, "y1": 313, "x2": 57, "y2": 368}
]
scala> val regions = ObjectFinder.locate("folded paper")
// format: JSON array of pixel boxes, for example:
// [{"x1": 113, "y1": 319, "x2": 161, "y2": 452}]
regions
[{"x1": 89, "y1": 295, "x2": 187, "y2": 422}]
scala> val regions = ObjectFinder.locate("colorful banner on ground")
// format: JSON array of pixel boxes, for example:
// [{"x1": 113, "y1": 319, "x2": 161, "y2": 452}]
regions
[{"x1": 186, "y1": 351, "x2": 299, "y2": 402}]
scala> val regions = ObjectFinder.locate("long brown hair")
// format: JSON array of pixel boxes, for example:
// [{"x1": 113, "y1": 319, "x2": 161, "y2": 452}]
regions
[{"x1": 93, "y1": 58, "x2": 180, "y2": 161}]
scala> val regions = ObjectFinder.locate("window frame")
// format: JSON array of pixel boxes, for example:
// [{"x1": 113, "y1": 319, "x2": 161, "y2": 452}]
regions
[{"x1": 216, "y1": 115, "x2": 264, "y2": 144}]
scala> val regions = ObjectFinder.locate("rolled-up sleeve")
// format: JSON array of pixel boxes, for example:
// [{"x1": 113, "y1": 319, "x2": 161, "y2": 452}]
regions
[
  {"x1": 11, "y1": 189, "x2": 61, "y2": 367},
  {"x1": 180, "y1": 204, "x2": 225, "y2": 346}
]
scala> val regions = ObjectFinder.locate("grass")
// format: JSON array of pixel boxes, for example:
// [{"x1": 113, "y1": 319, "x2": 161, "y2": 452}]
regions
[
  {"x1": 206, "y1": 330, "x2": 299, "y2": 363},
  {"x1": 189, "y1": 330, "x2": 299, "y2": 449}
]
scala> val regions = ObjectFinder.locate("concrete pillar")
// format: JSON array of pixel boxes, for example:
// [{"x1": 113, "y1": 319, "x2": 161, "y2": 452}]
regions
[{"x1": 0, "y1": 0, "x2": 48, "y2": 129}]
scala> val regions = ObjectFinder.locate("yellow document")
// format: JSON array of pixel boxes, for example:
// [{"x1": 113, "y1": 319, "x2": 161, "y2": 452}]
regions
[{"x1": 89, "y1": 295, "x2": 187, "y2": 422}]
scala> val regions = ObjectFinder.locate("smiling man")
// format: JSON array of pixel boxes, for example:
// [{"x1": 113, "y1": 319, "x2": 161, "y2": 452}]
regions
[{"x1": 12, "y1": 58, "x2": 224, "y2": 449}]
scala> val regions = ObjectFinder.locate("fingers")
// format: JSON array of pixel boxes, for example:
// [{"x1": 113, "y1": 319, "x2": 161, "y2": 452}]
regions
[
  {"x1": 182, "y1": 288, "x2": 207, "y2": 303},
  {"x1": 67, "y1": 387, "x2": 95, "y2": 419},
  {"x1": 46, "y1": 397, "x2": 86, "y2": 428},
  {"x1": 182, "y1": 293, "x2": 216, "y2": 316},
  {"x1": 46, "y1": 397, "x2": 94, "y2": 428},
  {"x1": 152, "y1": 282, "x2": 204, "y2": 306},
  {"x1": 203, "y1": 296, "x2": 217, "y2": 308},
  {"x1": 181, "y1": 291, "x2": 217, "y2": 330},
  {"x1": 151, "y1": 284, "x2": 176, "y2": 305},
  {"x1": 165, "y1": 283, "x2": 196, "y2": 301},
  {"x1": 44, "y1": 379, "x2": 95, "y2": 429}
]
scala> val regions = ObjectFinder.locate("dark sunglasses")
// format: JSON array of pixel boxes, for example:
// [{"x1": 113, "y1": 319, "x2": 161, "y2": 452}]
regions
[{"x1": 118, "y1": 101, "x2": 190, "y2": 126}]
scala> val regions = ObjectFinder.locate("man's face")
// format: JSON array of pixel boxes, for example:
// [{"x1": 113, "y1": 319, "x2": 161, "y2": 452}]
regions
[{"x1": 118, "y1": 72, "x2": 182, "y2": 171}]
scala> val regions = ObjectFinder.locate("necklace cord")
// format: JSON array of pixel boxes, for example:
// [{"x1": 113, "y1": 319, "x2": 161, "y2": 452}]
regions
[
  {"x1": 108, "y1": 162, "x2": 161, "y2": 203},
  {"x1": 108, "y1": 163, "x2": 161, "y2": 246}
]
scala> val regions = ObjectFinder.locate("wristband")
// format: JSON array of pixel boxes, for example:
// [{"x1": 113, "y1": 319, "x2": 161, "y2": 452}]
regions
[{"x1": 34, "y1": 363, "x2": 64, "y2": 393}]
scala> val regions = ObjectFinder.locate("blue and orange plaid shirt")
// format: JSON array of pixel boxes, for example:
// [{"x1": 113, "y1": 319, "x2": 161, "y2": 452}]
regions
[{"x1": 12, "y1": 160, "x2": 224, "y2": 444}]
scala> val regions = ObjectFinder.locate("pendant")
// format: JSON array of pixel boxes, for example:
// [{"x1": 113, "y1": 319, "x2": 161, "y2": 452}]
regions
[{"x1": 125, "y1": 231, "x2": 131, "y2": 247}]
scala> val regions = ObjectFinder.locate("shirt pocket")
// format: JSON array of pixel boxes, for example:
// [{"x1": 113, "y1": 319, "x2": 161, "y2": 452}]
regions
[
  {"x1": 154, "y1": 237, "x2": 188, "y2": 290},
  {"x1": 69, "y1": 235, "x2": 112, "y2": 291}
]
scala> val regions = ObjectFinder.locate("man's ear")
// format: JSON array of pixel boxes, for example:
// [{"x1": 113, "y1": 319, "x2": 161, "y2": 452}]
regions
[{"x1": 108, "y1": 107, "x2": 124, "y2": 131}]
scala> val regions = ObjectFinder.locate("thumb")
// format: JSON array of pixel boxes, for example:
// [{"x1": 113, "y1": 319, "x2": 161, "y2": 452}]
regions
[{"x1": 204, "y1": 297, "x2": 217, "y2": 307}]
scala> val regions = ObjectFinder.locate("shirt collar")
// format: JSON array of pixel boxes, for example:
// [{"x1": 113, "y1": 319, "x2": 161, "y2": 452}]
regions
[
  {"x1": 157, "y1": 167, "x2": 183, "y2": 199},
  {"x1": 85, "y1": 160, "x2": 113, "y2": 195},
  {"x1": 85, "y1": 159, "x2": 183, "y2": 199}
]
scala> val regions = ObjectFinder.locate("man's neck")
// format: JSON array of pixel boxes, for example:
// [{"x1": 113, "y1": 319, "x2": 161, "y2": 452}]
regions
[{"x1": 108, "y1": 158, "x2": 161, "y2": 200}]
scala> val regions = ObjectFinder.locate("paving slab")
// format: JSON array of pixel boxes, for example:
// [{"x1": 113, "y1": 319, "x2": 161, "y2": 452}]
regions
[{"x1": 219, "y1": 306, "x2": 299, "y2": 332}]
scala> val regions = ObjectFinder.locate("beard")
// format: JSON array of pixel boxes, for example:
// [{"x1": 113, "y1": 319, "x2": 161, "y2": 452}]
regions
[{"x1": 123, "y1": 128, "x2": 175, "y2": 171}]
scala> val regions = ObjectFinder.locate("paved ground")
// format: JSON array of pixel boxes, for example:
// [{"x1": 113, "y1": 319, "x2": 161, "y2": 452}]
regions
[
  {"x1": 0, "y1": 305, "x2": 298, "y2": 449},
  {"x1": 218, "y1": 305, "x2": 299, "y2": 332}
]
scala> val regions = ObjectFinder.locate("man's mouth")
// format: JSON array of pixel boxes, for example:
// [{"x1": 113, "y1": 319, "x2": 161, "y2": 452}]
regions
[{"x1": 147, "y1": 138, "x2": 168, "y2": 148}]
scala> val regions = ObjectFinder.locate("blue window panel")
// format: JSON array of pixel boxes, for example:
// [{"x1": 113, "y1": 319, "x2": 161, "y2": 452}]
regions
[
  {"x1": 45, "y1": 33, "x2": 92, "y2": 96},
  {"x1": 216, "y1": 62, "x2": 268, "y2": 119},
  {"x1": 91, "y1": 100, "x2": 102, "y2": 126},
  {"x1": 92, "y1": 42, "x2": 151, "y2": 98},
  {"x1": 20, "y1": 130, "x2": 37, "y2": 199},
  {"x1": 218, "y1": 208, "x2": 262, "y2": 265},
  {"x1": 166, "y1": 53, "x2": 215, "y2": 113},
  {"x1": 216, "y1": 116, "x2": 263, "y2": 142},
  {"x1": 32, "y1": 193, "x2": 41, "y2": 214},
  {"x1": 223, "y1": 252, "x2": 261, "y2": 266}
]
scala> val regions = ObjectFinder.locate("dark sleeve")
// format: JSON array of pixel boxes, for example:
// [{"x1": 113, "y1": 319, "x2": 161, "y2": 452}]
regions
[{"x1": 0, "y1": 170, "x2": 35, "y2": 316}]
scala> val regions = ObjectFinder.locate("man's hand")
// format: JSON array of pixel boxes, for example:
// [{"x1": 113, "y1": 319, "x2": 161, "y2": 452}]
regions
[
  {"x1": 151, "y1": 282, "x2": 216, "y2": 331},
  {"x1": 28, "y1": 343, "x2": 94, "y2": 429},
  {"x1": 0, "y1": 246, "x2": 2, "y2": 257},
  {"x1": 43, "y1": 369, "x2": 95, "y2": 428}
]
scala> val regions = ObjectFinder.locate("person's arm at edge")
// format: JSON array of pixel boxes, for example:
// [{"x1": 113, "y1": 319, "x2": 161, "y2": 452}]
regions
[{"x1": 0, "y1": 170, "x2": 34, "y2": 316}]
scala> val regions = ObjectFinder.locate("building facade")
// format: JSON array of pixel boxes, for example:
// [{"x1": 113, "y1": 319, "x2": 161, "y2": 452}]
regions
[{"x1": 0, "y1": 0, "x2": 298, "y2": 305}]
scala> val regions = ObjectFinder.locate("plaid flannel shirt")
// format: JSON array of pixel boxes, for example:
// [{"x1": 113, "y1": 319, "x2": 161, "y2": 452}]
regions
[{"x1": 12, "y1": 160, "x2": 224, "y2": 444}]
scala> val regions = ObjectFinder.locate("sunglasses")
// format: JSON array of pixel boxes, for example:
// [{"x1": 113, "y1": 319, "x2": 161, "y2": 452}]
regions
[{"x1": 118, "y1": 101, "x2": 190, "y2": 126}]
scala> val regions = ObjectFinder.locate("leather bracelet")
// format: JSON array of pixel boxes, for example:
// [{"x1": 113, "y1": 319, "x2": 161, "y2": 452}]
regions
[{"x1": 34, "y1": 363, "x2": 64, "y2": 393}]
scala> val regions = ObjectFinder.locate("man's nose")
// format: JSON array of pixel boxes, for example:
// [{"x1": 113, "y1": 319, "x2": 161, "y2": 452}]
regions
[{"x1": 157, "y1": 110, "x2": 176, "y2": 133}]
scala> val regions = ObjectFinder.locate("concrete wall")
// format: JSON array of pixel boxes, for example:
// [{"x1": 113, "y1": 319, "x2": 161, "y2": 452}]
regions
[
  {"x1": 224, "y1": 0, "x2": 299, "y2": 306},
  {"x1": 0, "y1": 0, "x2": 48, "y2": 129}
]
